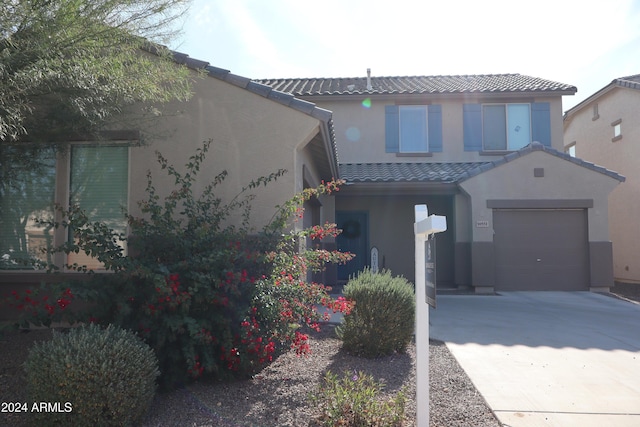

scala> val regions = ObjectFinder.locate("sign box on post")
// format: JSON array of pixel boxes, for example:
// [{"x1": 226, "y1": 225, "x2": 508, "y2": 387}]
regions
[{"x1": 414, "y1": 205, "x2": 447, "y2": 427}]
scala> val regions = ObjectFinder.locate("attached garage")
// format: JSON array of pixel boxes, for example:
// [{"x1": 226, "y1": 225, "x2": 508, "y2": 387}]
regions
[
  {"x1": 493, "y1": 209, "x2": 589, "y2": 291},
  {"x1": 457, "y1": 143, "x2": 625, "y2": 292}
]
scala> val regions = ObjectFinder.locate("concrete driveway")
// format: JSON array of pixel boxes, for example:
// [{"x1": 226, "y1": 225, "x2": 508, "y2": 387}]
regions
[{"x1": 430, "y1": 292, "x2": 640, "y2": 427}]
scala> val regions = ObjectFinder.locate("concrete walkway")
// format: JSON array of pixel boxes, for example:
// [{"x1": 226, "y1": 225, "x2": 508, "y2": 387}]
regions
[{"x1": 430, "y1": 292, "x2": 640, "y2": 427}]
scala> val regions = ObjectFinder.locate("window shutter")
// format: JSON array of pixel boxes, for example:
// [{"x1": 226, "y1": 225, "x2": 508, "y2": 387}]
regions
[
  {"x1": 428, "y1": 105, "x2": 443, "y2": 152},
  {"x1": 463, "y1": 104, "x2": 482, "y2": 151},
  {"x1": 531, "y1": 102, "x2": 551, "y2": 147},
  {"x1": 385, "y1": 105, "x2": 399, "y2": 153}
]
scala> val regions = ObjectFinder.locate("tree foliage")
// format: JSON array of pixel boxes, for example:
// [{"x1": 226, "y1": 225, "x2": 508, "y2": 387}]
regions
[{"x1": 0, "y1": 0, "x2": 193, "y2": 143}]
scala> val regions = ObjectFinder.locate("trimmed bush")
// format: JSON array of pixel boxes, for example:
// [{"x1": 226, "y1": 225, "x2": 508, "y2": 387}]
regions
[
  {"x1": 337, "y1": 269, "x2": 415, "y2": 358},
  {"x1": 24, "y1": 323, "x2": 159, "y2": 427}
]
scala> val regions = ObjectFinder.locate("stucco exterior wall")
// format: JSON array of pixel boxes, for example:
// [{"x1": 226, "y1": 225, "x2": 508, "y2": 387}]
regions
[
  {"x1": 314, "y1": 96, "x2": 564, "y2": 163},
  {"x1": 459, "y1": 151, "x2": 619, "y2": 243},
  {"x1": 130, "y1": 74, "x2": 326, "y2": 230},
  {"x1": 335, "y1": 194, "x2": 453, "y2": 284},
  {"x1": 564, "y1": 87, "x2": 640, "y2": 283}
]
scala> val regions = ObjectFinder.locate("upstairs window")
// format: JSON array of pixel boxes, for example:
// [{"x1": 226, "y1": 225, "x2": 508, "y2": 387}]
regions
[
  {"x1": 482, "y1": 104, "x2": 531, "y2": 151},
  {"x1": 464, "y1": 102, "x2": 550, "y2": 152},
  {"x1": 399, "y1": 106, "x2": 429, "y2": 152},
  {"x1": 612, "y1": 119, "x2": 622, "y2": 142},
  {"x1": 385, "y1": 105, "x2": 443, "y2": 153}
]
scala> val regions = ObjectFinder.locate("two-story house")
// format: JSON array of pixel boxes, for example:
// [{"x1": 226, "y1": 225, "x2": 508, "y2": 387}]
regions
[
  {"x1": 261, "y1": 72, "x2": 624, "y2": 292},
  {"x1": 1, "y1": 50, "x2": 625, "y2": 299},
  {"x1": 564, "y1": 75, "x2": 640, "y2": 285}
]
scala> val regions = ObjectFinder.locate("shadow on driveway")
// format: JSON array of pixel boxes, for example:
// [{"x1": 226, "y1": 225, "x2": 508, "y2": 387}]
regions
[
  {"x1": 431, "y1": 291, "x2": 640, "y2": 351},
  {"x1": 429, "y1": 292, "x2": 640, "y2": 426}
]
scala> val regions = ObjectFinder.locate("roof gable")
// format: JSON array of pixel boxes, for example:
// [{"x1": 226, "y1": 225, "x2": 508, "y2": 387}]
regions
[
  {"x1": 257, "y1": 74, "x2": 577, "y2": 97},
  {"x1": 143, "y1": 46, "x2": 339, "y2": 177},
  {"x1": 565, "y1": 74, "x2": 640, "y2": 118},
  {"x1": 457, "y1": 142, "x2": 625, "y2": 183}
]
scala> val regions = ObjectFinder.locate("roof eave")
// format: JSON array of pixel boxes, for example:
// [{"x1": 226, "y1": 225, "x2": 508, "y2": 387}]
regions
[
  {"x1": 339, "y1": 181, "x2": 459, "y2": 196},
  {"x1": 150, "y1": 47, "x2": 340, "y2": 178},
  {"x1": 564, "y1": 83, "x2": 617, "y2": 121}
]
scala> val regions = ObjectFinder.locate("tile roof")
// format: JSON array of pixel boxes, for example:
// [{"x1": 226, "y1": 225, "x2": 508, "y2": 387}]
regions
[
  {"x1": 143, "y1": 45, "x2": 339, "y2": 175},
  {"x1": 339, "y1": 143, "x2": 625, "y2": 184},
  {"x1": 339, "y1": 162, "x2": 492, "y2": 183},
  {"x1": 613, "y1": 74, "x2": 640, "y2": 90},
  {"x1": 257, "y1": 74, "x2": 577, "y2": 96},
  {"x1": 167, "y1": 49, "x2": 334, "y2": 122}
]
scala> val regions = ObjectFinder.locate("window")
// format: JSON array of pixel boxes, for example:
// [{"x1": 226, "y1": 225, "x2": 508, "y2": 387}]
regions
[
  {"x1": 482, "y1": 103, "x2": 531, "y2": 151},
  {"x1": 0, "y1": 144, "x2": 129, "y2": 270},
  {"x1": 612, "y1": 119, "x2": 622, "y2": 142},
  {"x1": 385, "y1": 105, "x2": 442, "y2": 153},
  {"x1": 67, "y1": 146, "x2": 129, "y2": 269},
  {"x1": 463, "y1": 102, "x2": 550, "y2": 152},
  {"x1": 592, "y1": 103, "x2": 599, "y2": 121},
  {"x1": 399, "y1": 106, "x2": 429, "y2": 152},
  {"x1": 0, "y1": 147, "x2": 57, "y2": 269},
  {"x1": 565, "y1": 142, "x2": 576, "y2": 157}
]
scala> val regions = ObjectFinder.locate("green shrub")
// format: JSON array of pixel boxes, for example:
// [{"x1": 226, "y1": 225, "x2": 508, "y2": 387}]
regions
[
  {"x1": 310, "y1": 370, "x2": 406, "y2": 427},
  {"x1": 9, "y1": 141, "x2": 354, "y2": 389},
  {"x1": 337, "y1": 269, "x2": 415, "y2": 358},
  {"x1": 24, "y1": 323, "x2": 159, "y2": 427}
]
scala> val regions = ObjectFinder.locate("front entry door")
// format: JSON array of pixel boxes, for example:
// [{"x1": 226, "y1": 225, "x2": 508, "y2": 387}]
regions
[{"x1": 336, "y1": 211, "x2": 368, "y2": 282}]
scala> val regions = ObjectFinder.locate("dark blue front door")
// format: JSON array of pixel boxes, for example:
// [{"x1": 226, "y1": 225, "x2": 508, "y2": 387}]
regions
[{"x1": 336, "y1": 211, "x2": 368, "y2": 282}]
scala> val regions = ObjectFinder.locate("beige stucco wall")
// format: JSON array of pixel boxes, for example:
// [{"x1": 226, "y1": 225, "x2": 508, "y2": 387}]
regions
[
  {"x1": 129, "y1": 73, "x2": 327, "y2": 230},
  {"x1": 459, "y1": 151, "x2": 620, "y2": 243},
  {"x1": 564, "y1": 87, "x2": 640, "y2": 282},
  {"x1": 311, "y1": 95, "x2": 565, "y2": 163}
]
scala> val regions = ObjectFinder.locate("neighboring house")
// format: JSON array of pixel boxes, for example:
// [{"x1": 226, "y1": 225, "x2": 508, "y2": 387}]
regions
[
  {"x1": 0, "y1": 51, "x2": 338, "y2": 299},
  {"x1": 564, "y1": 75, "x2": 640, "y2": 284},
  {"x1": 260, "y1": 72, "x2": 625, "y2": 292}
]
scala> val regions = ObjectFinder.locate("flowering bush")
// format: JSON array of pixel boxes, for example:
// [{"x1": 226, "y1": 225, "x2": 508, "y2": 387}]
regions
[{"x1": 5, "y1": 140, "x2": 354, "y2": 389}]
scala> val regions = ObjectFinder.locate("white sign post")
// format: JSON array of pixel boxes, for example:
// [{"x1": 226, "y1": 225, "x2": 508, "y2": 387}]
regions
[{"x1": 414, "y1": 204, "x2": 447, "y2": 427}]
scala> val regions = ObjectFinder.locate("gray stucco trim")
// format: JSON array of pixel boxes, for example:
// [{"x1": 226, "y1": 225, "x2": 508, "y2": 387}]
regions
[
  {"x1": 589, "y1": 241, "x2": 614, "y2": 288},
  {"x1": 471, "y1": 241, "x2": 495, "y2": 290},
  {"x1": 487, "y1": 199, "x2": 594, "y2": 209},
  {"x1": 454, "y1": 242, "x2": 471, "y2": 287}
]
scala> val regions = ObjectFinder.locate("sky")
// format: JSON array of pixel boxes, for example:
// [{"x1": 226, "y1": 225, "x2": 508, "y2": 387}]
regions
[{"x1": 170, "y1": 0, "x2": 640, "y2": 111}]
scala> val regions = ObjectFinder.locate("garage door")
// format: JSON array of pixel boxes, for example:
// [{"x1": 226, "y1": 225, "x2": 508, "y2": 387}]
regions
[{"x1": 493, "y1": 209, "x2": 589, "y2": 291}]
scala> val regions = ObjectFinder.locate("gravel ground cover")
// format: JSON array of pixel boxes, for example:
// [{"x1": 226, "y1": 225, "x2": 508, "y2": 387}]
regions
[
  {"x1": 1, "y1": 285, "x2": 637, "y2": 427},
  {"x1": 0, "y1": 324, "x2": 499, "y2": 427}
]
